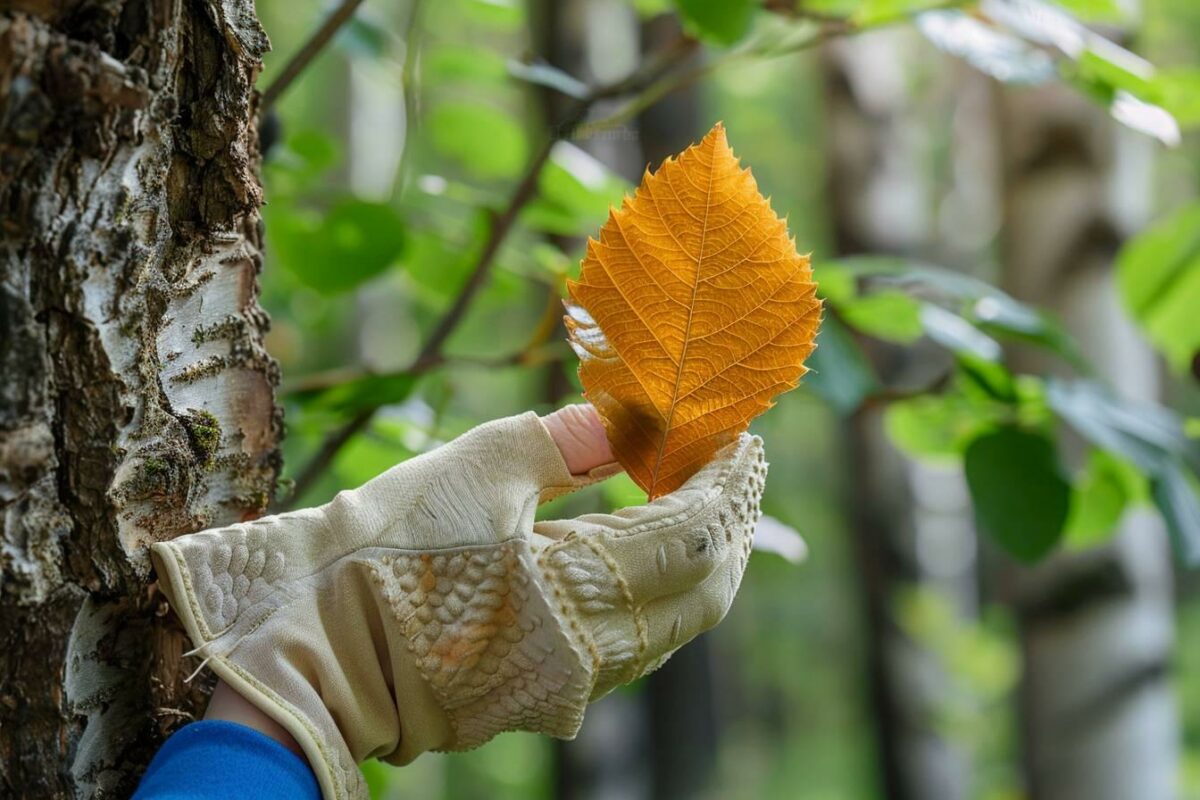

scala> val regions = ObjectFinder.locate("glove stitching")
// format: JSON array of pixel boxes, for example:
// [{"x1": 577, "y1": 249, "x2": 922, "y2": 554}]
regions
[
  {"x1": 218, "y1": 656, "x2": 358, "y2": 800},
  {"x1": 534, "y1": 540, "x2": 602, "y2": 680},
  {"x1": 571, "y1": 534, "x2": 648, "y2": 685},
  {"x1": 160, "y1": 542, "x2": 217, "y2": 642},
  {"x1": 536, "y1": 533, "x2": 649, "y2": 692}
]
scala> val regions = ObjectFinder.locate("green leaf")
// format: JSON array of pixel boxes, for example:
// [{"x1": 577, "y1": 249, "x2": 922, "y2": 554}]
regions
[
  {"x1": 1070, "y1": 46, "x2": 1181, "y2": 144},
  {"x1": 1116, "y1": 202, "x2": 1200, "y2": 373},
  {"x1": 884, "y1": 393, "x2": 994, "y2": 461},
  {"x1": 978, "y1": 0, "x2": 1180, "y2": 143},
  {"x1": 1108, "y1": 90, "x2": 1181, "y2": 147},
  {"x1": 1051, "y1": 0, "x2": 1126, "y2": 22},
  {"x1": 1075, "y1": 46, "x2": 1154, "y2": 99},
  {"x1": 291, "y1": 373, "x2": 419, "y2": 415},
  {"x1": 336, "y1": 14, "x2": 394, "y2": 60},
  {"x1": 965, "y1": 427, "x2": 1071, "y2": 563},
  {"x1": 282, "y1": 129, "x2": 340, "y2": 174},
  {"x1": 1151, "y1": 461, "x2": 1200, "y2": 566},
  {"x1": 1151, "y1": 69, "x2": 1200, "y2": 128},
  {"x1": 428, "y1": 102, "x2": 529, "y2": 179},
  {"x1": 400, "y1": 223, "x2": 482, "y2": 301},
  {"x1": 267, "y1": 198, "x2": 406, "y2": 294},
  {"x1": 460, "y1": 0, "x2": 524, "y2": 30},
  {"x1": 853, "y1": 0, "x2": 955, "y2": 26},
  {"x1": 521, "y1": 143, "x2": 631, "y2": 236},
  {"x1": 828, "y1": 256, "x2": 1084, "y2": 365},
  {"x1": 919, "y1": 304, "x2": 1003, "y2": 361},
  {"x1": 265, "y1": 130, "x2": 341, "y2": 197},
  {"x1": 673, "y1": 0, "x2": 756, "y2": 46},
  {"x1": 969, "y1": 294, "x2": 1086, "y2": 369},
  {"x1": 956, "y1": 353, "x2": 1017, "y2": 404},
  {"x1": 815, "y1": 264, "x2": 856, "y2": 305},
  {"x1": 631, "y1": 0, "x2": 673, "y2": 17},
  {"x1": 1063, "y1": 450, "x2": 1145, "y2": 549},
  {"x1": 804, "y1": 315, "x2": 879, "y2": 414},
  {"x1": 424, "y1": 46, "x2": 510, "y2": 84},
  {"x1": 797, "y1": 0, "x2": 858, "y2": 15},
  {"x1": 1046, "y1": 378, "x2": 1200, "y2": 476},
  {"x1": 837, "y1": 290, "x2": 923, "y2": 344}
]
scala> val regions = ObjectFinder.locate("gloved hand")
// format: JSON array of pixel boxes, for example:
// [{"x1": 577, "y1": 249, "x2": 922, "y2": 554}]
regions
[{"x1": 151, "y1": 409, "x2": 767, "y2": 800}]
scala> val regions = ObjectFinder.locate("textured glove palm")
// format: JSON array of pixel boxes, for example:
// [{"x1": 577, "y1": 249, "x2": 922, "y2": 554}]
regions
[{"x1": 151, "y1": 412, "x2": 766, "y2": 800}]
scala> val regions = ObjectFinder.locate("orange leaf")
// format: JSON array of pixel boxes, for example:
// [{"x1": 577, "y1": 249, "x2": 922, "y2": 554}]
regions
[{"x1": 565, "y1": 123, "x2": 822, "y2": 498}]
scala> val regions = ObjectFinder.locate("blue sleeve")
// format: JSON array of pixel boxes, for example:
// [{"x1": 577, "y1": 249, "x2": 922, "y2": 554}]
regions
[{"x1": 133, "y1": 720, "x2": 321, "y2": 800}]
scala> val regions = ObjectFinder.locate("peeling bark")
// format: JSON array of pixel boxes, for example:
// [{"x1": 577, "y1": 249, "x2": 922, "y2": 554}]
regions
[{"x1": 0, "y1": 1, "x2": 279, "y2": 796}]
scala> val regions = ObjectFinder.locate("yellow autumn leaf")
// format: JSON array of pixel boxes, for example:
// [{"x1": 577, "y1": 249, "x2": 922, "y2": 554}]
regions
[{"x1": 565, "y1": 122, "x2": 822, "y2": 498}]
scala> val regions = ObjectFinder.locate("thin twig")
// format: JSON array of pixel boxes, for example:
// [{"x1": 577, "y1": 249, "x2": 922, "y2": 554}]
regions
[
  {"x1": 261, "y1": 0, "x2": 368, "y2": 110},
  {"x1": 579, "y1": 0, "x2": 976, "y2": 135},
  {"x1": 858, "y1": 373, "x2": 954, "y2": 410},
  {"x1": 278, "y1": 347, "x2": 555, "y2": 508},
  {"x1": 283, "y1": 350, "x2": 533, "y2": 397},
  {"x1": 283, "y1": 407, "x2": 375, "y2": 507},
  {"x1": 413, "y1": 108, "x2": 583, "y2": 365}
]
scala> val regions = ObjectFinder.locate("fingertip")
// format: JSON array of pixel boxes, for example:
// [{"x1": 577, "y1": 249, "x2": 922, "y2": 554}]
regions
[{"x1": 542, "y1": 404, "x2": 615, "y2": 475}]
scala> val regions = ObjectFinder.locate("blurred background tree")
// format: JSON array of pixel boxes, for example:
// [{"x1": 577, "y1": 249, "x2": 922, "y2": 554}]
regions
[{"x1": 254, "y1": 0, "x2": 1200, "y2": 798}]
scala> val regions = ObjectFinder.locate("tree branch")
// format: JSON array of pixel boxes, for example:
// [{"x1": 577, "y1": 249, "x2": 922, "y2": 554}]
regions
[
  {"x1": 281, "y1": 406, "x2": 375, "y2": 507},
  {"x1": 283, "y1": 350, "x2": 536, "y2": 397},
  {"x1": 261, "y1": 0, "x2": 367, "y2": 110}
]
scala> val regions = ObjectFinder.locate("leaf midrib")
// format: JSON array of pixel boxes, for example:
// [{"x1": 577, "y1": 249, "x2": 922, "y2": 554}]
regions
[{"x1": 650, "y1": 147, "x2": 717, "y2": 497}]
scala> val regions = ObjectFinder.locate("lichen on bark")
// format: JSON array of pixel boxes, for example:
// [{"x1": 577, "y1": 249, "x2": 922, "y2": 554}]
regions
[{"x1": 0, "y1": 1, "x2": 281, "y2": 796}]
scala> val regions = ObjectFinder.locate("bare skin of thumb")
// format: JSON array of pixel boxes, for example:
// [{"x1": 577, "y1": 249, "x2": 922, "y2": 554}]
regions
[{"x1": 541, "y1": 404, "x2": 614, "y2": 475}]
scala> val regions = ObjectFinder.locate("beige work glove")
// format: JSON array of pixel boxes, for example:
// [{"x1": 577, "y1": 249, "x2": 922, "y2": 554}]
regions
[{"x1": 151, "y1": 411, "x2": 766, "y2": 800}]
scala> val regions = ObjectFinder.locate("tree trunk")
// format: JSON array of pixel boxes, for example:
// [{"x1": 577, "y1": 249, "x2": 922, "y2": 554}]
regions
[
  {"x1": 0, "y1": 2, "x2": 279, "y2": 796},
  {"x1": 822, "y1": 29, "x2": 1001, "y2": 800},
  {"x1": 996, "y1": 79, "x2": 1178, "y2": 800}
]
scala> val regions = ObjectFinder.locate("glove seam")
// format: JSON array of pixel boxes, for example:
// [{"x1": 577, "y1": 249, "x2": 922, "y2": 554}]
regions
[
  {"x1": 536, "y1": 533, "x2": 649, "y2": 691},
  {"x1": 158, "y1": 541, "x2": 216, "y2": 642},
  {"x1": 214, "y1": 655, "x2": 349, "y2": 800},
  {"x1": 534, "y1": 541, "x2": 601, "y2": 682}
]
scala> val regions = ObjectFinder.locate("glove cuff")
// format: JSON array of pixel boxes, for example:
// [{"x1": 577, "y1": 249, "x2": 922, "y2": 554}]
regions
[{"x1": 151, "y1": 539, "x2": 368, "y2": 800}]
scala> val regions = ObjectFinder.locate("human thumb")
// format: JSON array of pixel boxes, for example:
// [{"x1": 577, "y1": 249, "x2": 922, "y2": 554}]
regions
[{"x1": 541, "y1": 404, "x2": 614, "y2": 475}]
